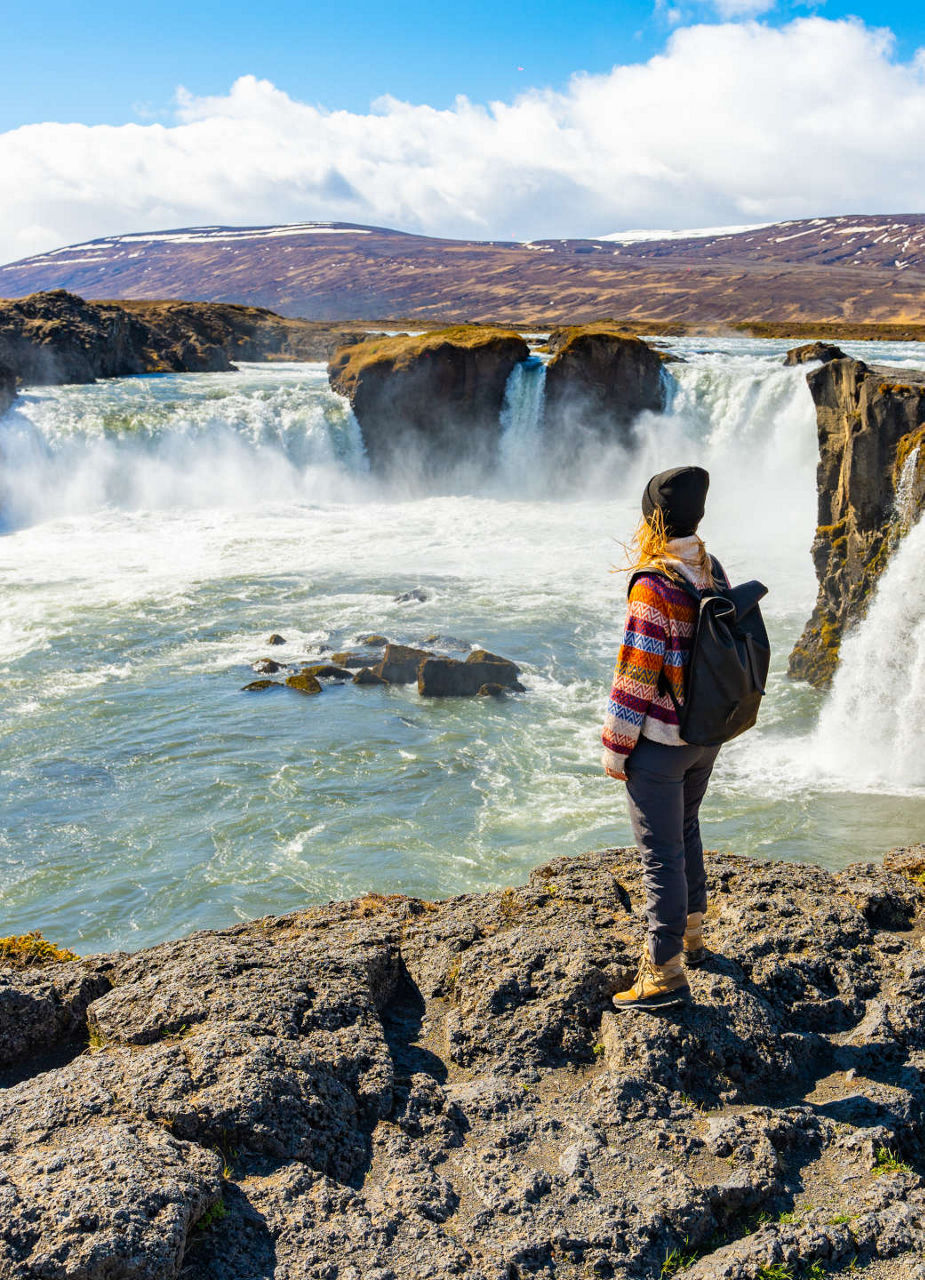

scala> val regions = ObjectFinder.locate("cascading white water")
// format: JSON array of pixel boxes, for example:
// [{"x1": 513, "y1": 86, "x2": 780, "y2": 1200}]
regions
[
  {"x1": 498, "y1": 356, "x2": 547, "y2": 487},
  {"x1": 0, "y1": 363, "x2": 369, "y2": 530},
  {"x1": 895, "y1": 445, "x2": 922, "y2": 529},
  {"x1": 812, "y1": 514, "x2": 925, "y2": 789}
]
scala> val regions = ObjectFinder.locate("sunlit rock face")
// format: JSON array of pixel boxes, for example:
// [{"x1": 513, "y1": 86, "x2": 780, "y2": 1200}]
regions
[
  {"x1": 789, "y1": 357, "x2": 925, "y2": 687},
  {"x1": 5, "y1": 846, "x2": 925, "y2": 1278},
  {"x1": 328, "y1": 326, "x2": 530, "y2": 478}
]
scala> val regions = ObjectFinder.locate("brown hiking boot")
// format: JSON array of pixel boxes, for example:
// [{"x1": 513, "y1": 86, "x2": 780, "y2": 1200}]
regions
[
  {"x1": 612, "y1": 948, "x2": 690, "y2": 1012},
  {"x1": 683, "y1": 911, "x2": 707, "y2": 968}
]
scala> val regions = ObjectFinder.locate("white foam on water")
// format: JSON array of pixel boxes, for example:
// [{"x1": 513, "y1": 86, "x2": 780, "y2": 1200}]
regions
[{"x1": 2, "y1": 340, "x2": 924, "y2": 950}]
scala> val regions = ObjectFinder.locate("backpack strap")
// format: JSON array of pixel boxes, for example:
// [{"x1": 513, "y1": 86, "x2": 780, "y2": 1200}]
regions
[{"x1": 626, "y1": 558, "x2": 726, "y2": 711}]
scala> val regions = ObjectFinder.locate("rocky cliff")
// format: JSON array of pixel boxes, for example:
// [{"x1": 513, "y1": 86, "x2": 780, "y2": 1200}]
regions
[
  {"x1": 4, "y1": 846, "x2": 925, "y2": 1280},
  {"x1": 0, "y1": 358, "x2": 14, "y2": 415},
  {"x1": 328, "y1": 326, "x2": 529, "y2": 476},
  {"x1": 789, "y1": 358, "x2": 925, "y2": 686},
  {"x1": 0, "y1": 291, "x2": 373, "y2": 409},
  {"x1": 543, "y1": 325, "x2": 668, "y2": 449}
]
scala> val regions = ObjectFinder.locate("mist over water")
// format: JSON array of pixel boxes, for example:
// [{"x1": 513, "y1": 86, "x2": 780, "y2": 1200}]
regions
[{"x1": 1, "y1": 340, "x2": 923, "y2": 953}]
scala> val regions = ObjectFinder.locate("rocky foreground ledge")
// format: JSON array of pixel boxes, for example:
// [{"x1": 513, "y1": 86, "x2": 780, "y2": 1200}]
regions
[{"x1": 4, "y1": 848, "x2": 925, "y2": 1280}]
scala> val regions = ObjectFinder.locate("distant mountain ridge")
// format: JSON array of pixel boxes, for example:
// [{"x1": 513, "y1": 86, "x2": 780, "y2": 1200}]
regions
[{"x1": 2, "y1": 215, "x2": 924, "y2": 326}]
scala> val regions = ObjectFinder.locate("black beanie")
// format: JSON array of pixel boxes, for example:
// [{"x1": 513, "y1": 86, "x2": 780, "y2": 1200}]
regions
[{"x1": 641, "y1": 466, "x2": 710, "y2": 537}]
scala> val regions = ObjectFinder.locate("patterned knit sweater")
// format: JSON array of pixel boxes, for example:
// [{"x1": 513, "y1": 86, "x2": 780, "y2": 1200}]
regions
[{"x1": 601, "y1": 537, "x2": 728, "y2": 773}]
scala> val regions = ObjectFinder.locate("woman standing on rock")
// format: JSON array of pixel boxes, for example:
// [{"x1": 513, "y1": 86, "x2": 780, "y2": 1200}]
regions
[{"x1": 602, "y1": 466, "x2": 729, "y2": 1011}]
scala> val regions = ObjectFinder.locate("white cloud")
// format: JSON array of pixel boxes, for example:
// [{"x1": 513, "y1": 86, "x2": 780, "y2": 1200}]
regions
[{"x1": 1, "y1": 17, "x2": 924, "y2": 265}]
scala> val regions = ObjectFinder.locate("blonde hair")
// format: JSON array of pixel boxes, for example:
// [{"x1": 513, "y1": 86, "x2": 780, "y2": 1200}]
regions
[{"x1": 613, "y1": 505, "x2": 715, "y2": 584}]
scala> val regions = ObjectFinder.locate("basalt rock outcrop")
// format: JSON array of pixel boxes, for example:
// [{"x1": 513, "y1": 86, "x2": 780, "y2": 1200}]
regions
[
  {"x1": 783, "y1": 341, "x2": 846, "y2": 366},
  {"x1": 0, "y1": 358, "x2": 14, "y2": 415},
  {"x1": 0, "y1": 290, "x2": 373, "y2": 408},
  {"x1": 328, "y1": 326, "x2": 529, "y2": 476},
  {"x1": 542, "y1": 325, "x2": 668, "y2": 451},
  {"x1": 4, "y1": 846, "x2": 925, "y2": 1279},
  {"x1": 789, "y1": 358, "x2": 925, "y2": 686}
]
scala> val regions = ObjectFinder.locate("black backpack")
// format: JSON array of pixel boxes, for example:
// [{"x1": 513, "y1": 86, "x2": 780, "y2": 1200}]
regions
[{"x1": 628, "y1": 556, "x2": 771, "y2": 747}]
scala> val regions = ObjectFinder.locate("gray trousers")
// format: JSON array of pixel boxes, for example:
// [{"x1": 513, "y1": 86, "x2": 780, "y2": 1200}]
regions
[{"x1": 624, "y1": 735, "x2": 721, "y2": 966}]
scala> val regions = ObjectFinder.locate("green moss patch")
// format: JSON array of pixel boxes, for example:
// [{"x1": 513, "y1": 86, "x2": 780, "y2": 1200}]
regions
[{"x1": 329, "y1": 325, "x2": 527, "y2": 395}]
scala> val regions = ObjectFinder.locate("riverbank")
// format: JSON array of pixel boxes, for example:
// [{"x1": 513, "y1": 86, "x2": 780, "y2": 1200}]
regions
[{"x1": 4, "y1": 845, "x2": 925, "y2": 1279}]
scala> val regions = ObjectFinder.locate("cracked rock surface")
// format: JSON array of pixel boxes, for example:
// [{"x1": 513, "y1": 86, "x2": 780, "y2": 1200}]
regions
[{"x1": 3, "y1": 846, "x2": 925, "y2": 1279}]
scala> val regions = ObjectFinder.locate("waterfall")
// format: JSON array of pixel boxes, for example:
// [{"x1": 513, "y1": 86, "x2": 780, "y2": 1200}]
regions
[
  {"x1": 895, "y1": 444, "x2": 922, "y2": 530},
  {"x1": 498, "y1": 356, "x2": 547, "y2": 482},
  {"x1": 812, "y1": 516, "x2": 925, "y2": 789},
  {"x1": 0, "y1": 366, "x2": 370, "y2": 530}
]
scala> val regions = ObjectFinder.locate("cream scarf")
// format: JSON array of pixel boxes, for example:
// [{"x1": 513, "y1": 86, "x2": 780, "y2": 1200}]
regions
[{"x1": 663, "y1": 535, "x2": 714, "y2": 591}]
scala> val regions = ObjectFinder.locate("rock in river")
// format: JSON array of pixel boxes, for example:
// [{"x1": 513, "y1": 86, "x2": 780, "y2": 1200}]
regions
[
  {"x1": 783, "y1": 341, "x2": 846, "y2": 366},
  {"x1": 374, "y1": 643, "x2": 435, "y2": 685},
  {"x1": 284, "y1": 671, "x2": 322, "y2": 694},
  {"x1": 543, "y1": 324, "x2": 668, "y2": 451},
  {"x1": 418, "y1": 654, "x2": 525, "y2": 696},
  {"x1": 328, "y1": 326, "x2": 529, "y2": 476}
]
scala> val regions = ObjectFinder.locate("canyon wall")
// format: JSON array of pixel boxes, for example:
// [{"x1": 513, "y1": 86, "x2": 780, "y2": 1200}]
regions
[{"x1": 789, "y1": 357, "x2": 925, "y2": 686}]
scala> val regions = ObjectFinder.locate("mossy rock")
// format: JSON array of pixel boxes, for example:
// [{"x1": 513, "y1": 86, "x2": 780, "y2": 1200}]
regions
[
  {"x1": 301, "y1": 664, "x2": 353, "y2": 680},
  {"x1": 285, "y1": 672, "x2": 322, "y2": 695},
  {"x1": 330, "y1": 652, "x2": 371, "y2": 669},
  {"x1": 466, "y1": 649, "x2": 522, "y2": 675},
  {"x1": 242, "y1": 679, "x2": 280, "y2": 692},
  {"x1": 353, "y1": 667, "x2": 389, "y2": 686},
  {"x1": 328, "y1": 325, "x2": 528, "y2": 398}
]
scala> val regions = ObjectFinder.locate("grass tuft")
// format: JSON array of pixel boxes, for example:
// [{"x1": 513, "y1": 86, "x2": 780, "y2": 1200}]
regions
[
  {"x1": 0, "y1": 930, "x2": 79, "y2": 967},
  {"x1": 660, "y1": 1241, "x2": 699, "y2": 1276},
  {"x1": 873, "y1": 1145, "x2": 912, "y2": 1175}
]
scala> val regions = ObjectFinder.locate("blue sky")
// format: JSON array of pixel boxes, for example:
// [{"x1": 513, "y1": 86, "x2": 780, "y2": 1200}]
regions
[
  {"x1": 1, "y1": 3, "x2": 923, "y2": 261},
  {"x1": 1, "y1": 0, "x2": 922, "y2": 129}
]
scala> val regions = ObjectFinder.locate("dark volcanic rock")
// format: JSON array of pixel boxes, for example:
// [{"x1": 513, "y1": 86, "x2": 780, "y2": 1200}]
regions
[
  {"x1": 374, "y1": 643, "x2": 436, "y2": 685},
  {"x1": 789, "y1": 358, "x2": 925, "y2": 685},
  {"x1": 467, "y1": 648, "x2": 522, "y2": 674},
  {"x1": 0, "y1": 291, "x2": 371, "y2": 393},
  {"x1": 300, "y1": 664, "x2": 353, "y2": 680},
  {"x1": 6, "y1": 847, "x2": 925, "y2": 1279},
  {"x1": 352, "y1": 666, "x2": 388, "y2": 685},
  {"x1": 284, "y1": 671, "x2": 322, "y2": 694},
  {"x1": 328, "y1": 326, "x2": 529, "y2": 476},
  {"x1": 0, "y1": 957, "x2": 116, "y2": 1069},
  {"x1": 783, "y1": 340, "x2": 846, "y2": 366},
  {"x1": 419, "y1": 655, "x2": 525, "y2": 697},
  {"x1": 241, "y1": 679, "x2": 279, "y2": 691},
  {"x1": 330, "y1": 650, "x2": 374, "y2": 668},
  {"x1": 252, "y1": 658, "x2": 282, "y2": 673},
  {"x1": 0, "y1": 358, "x2": 15, "y2": 414},
  {"x1": 0, "y1": 290, "x2": 232, "y2": 385},
  {"x1": 543, "y1": 325, "x2": 668, "y2": 451}
]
